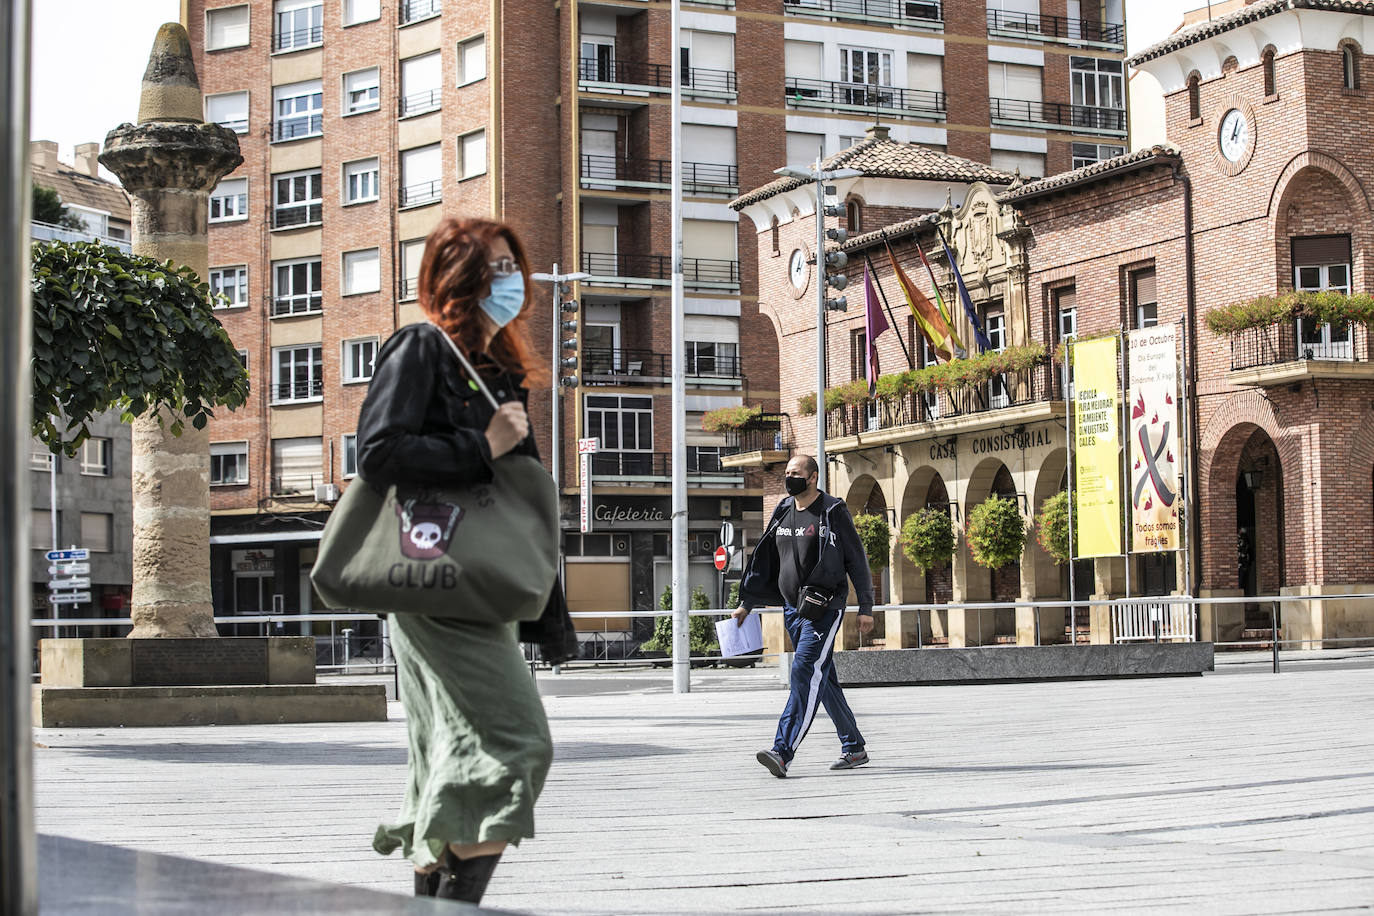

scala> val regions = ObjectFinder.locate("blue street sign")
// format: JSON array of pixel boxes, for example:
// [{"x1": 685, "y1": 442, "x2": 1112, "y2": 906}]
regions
[{"x1": 44, "y1": 548, "x2": 89, "y2": 561}]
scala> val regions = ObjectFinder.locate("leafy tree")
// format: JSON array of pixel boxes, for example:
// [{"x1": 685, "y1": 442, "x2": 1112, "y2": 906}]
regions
[
  {"x1": 965, "y1": 494, "x2": 1028, "y2": 570},
  {"x1": 853, "y1": 512, "x2": 892, "y2": 572},
  {"x1": 31, "y1": 241, "x2": 248, "y2": 456},
  {"x1": 33, "y1": 183, "x2": 87, "y2": 230},
  {"x1": 1036, "y1": 490, "x2": 1073, "y2": 565},
  {"x1": 900, "y1": 507, "x2": 957, "y2": 572}
]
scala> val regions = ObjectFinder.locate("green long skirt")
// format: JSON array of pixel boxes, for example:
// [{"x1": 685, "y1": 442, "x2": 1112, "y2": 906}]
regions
[{"x1": 373, "y1": 613, "x2": 552, "y2": 868}]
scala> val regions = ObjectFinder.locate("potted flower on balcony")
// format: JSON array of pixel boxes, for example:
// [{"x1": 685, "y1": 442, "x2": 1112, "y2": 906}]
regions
[
  {"x1": 900, "y1": 506, "x2": 957, "y2": 572},
  {"x1": 700, "y1": 403, "x2": 762, "y2": 432},
  {"x1": 965, "y1": 494, "x2": 1028, "y2": 570}
]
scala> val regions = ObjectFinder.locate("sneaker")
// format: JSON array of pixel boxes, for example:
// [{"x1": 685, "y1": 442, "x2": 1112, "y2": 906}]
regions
[
  {"x1": 756, "y1": 749, "x2": 788, "y2": 778},
  {"x1": 829, "y1": 750, "x2": 870, "y2": 770}
]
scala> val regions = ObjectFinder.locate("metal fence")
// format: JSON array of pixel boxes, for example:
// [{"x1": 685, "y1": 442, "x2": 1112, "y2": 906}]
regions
[
  {"x1": 985, "y1": 8, "x2": 1124, "y2": 45},
  {"x1": 781, "y1": 0, "x2": 943, "y2": 27},
  {"x1": 989, "y1": 97, "x2": 1126, "y2": 132},
  {"x1": 1229, "y1": 321, "x2": 1368, "y2": 370},
  {"x1": 785, "y1": 78, "x2": 945, "y2": 117}
]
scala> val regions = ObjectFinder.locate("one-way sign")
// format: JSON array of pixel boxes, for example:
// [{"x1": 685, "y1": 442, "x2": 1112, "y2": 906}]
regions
[{"x1": 44, "y1": 548, "x2": 89, "y2": 562}]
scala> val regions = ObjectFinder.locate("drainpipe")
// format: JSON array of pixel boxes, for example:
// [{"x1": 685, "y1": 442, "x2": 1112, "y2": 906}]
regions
[{"x1": 1177, "y1": 163, "x2": 1201, "y2": 597}]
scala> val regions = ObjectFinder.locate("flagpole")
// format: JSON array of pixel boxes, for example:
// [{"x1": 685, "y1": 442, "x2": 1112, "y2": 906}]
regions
[
  {"x1": 936, "y1": 224, "x2": 991, "y2": 353},
  {"x1": 863, "y1": 251, "x2": 912, "y2": 370}
]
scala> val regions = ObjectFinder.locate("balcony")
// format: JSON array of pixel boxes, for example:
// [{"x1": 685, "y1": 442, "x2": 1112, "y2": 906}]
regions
[
  {"x1": 400, "y1": 277, "x2": 418, "y2": 300},
  {"x1": 271, "y1": 473, "x2": 323, "y2": 497},
  {"x1": 399, "y1": 0, "x2": 441, "y2": 24},
  {"x1": 581, "y1": 349, "x2": 743, "y2": 386},
  {"x1": 589, "y1": 451, "x2": 742, "y2": 485},
  {"x1": 1227, "y1": 322, "x2": 1374, "y2": 386},
  {"x1": 785, "y1": 78, "x2": 945, "y2": 120},
  {"x1": 270, "y1": 294, "x2": 323, "y2": 318},
  {"x1": 580, "y1": 154, "x2": 738, "y2": 195},
  {"x1": 272, "y1": 203, "x2": 322, "y2": 230},
  {"x1": 986, "y1": 9, "x2": 1124, "y2": 49},
  {"x1": 273, "y1": 114, "x2": 322, "y2": 142},
  {"x1": 400, "y1": 180, "x2": 442, "y2": 208},
  {"x1": 31, "y1": 220, "x2": 131, "y2": 254},
  {"x1": 399, "y1": 89, "x2": 441, "y2": 118},
  {"x1": 721, "y1": 413, "x2": 794, "y2": 468},
  {"x1": 681, "y1": 66, "x2": 737, "y2": 100},
  {"x1": 578, "y1": 58, "x2": 670, "y2": 94},
  {"x1": 989, "y1": 98, "x2": 1126, "y2": 135},
  {"x1": 580, "y1": 252, "x2": 739, "y2": 290},
  {"x1": 272, "y1": 25, "x2": 322, "y2": 53},
  {"x1": 824, "y1": 361, "x2": 1061, "y2": 442},
  {"x1": 272, "y1": 378, "x2": 323, "y2": 403},
  {"x1": 782, "y1": 0, "x2": 942, "y2": 30}
]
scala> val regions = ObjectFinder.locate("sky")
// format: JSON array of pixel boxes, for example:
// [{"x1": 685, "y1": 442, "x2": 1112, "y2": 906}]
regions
[{"x1": 29, "y1": 0, "x2": 1199, "y2": 177}]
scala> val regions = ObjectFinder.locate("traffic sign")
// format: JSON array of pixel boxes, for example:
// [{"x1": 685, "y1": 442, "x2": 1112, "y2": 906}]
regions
[
  {"x1": 49, "y1": 592, "x2": 92, "y2": 605},
  {"x1": 48, "y1": 563, "x2": 90, "y2": 576},
  {"x1": 713, "y1": 546, "x2": 729, "y2": 571},
  {"x1": 577, "y1": 437, "x2": 599, "y2": 454},
  {"x1": 718, "y1": 521, "x2": 735, "y2": 547},
  {"x1": 44, "y1": 548, "x2": 89, "y2": 562},
  {"x1": 48, "y1": 577, "x2": 90, "y2": 590}
]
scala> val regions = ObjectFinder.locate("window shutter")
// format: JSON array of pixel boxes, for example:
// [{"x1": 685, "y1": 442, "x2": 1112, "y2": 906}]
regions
[
  {"x1": 1133, "y1": 269, "x2": 1156, "y2": 306},
  {"x1": 1291, "y1": 234, "x2": 1351, "y2": 267},
  {"x1": 208, "y1": 6, "x2": 249, "y2": 49},
  {"x1": 907, "y1": 53, "x2": 943, "y2": 95},
  {"x1": 1056, "y1": 288, "x2": 1076, "y2": 312},
  {"x1": 784, "y1": 40, "x2": 822, "y2": 80}
]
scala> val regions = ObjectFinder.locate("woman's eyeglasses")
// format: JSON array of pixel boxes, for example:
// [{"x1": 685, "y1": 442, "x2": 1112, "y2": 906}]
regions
[{"x1": 489, "y1": 257, "x2": 518, "y2": 278}]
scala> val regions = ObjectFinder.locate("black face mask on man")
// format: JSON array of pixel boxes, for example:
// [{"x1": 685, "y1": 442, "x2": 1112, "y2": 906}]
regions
[{"x1": 784, "y1": 475, "x2": 809, "y2": 497}]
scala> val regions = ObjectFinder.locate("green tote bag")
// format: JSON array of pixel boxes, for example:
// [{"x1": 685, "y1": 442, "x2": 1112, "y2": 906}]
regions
[{"x1": 310, "y1": 324, "x2": 559, "y2": 623}]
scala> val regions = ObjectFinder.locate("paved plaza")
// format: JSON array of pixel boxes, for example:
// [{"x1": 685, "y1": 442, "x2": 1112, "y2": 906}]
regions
[{"x1": 32, "y1": 659, "x2": 1374, "y2": 913}]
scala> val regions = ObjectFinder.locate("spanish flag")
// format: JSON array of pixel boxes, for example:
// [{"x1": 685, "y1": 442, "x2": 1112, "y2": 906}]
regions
[
  {"x1": 886, "y1": 241, "x2": 954, "y2": 363},
  {"x1": 915, "y1": 242, "x2": 967, "y2": 358}
]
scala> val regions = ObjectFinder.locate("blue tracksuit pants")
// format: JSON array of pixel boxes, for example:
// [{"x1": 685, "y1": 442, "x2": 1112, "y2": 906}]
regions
[{"x1": 773, "y1": 604, "x2": 865, "y2": 763}]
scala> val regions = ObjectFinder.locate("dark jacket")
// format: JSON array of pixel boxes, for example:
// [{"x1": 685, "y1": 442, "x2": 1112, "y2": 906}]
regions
[
  {"x1": 738, "y1": 491, "x2": 875, "y2": 615},
  {"x1": 355, "y1": 322, "x2": 578, "y2": 664}
]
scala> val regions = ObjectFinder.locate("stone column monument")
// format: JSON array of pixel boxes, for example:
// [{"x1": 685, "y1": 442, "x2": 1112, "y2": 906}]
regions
[{"x1": 99, "y1": 23, "x2": 241, "y2": 639}]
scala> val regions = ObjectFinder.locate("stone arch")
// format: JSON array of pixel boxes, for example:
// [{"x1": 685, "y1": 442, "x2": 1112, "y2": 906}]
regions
[
  {"x1": 896, "y1": 465, "x2": 953, "y2": 605},
  {"x1": 845, "y1": 472, "x2": 890, "y2": 604},
  {"x1": 1267, "y1": 152, "x2": 1371, "y2": 241},
  {"x1": 1260, "y1": 44, "x2": 1277, "y2": 96},
  {"x1": 1339, "y1": 38, "x2": 1363, "y2": 90}
]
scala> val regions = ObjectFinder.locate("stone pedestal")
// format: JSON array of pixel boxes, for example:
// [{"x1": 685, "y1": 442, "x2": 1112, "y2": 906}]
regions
[
  {"x1": 884, "y1": 608, "x2": 925, "y2": 648},
  {"x1": 833, "y1": 642, "x2": 1214, "y2": 687},
  {"x1": 40, "y1": 638, "x2": 315, "y2": 687},
  {"x1": 759, "y1": 610, "x2": 791, "y2": 666},
  {"x1": 1279, "y1": 584, "x2": 1374, "y2": 649},
  {"x1": 1199, "y1": 588, "x2": 1245, "y2": 643}
]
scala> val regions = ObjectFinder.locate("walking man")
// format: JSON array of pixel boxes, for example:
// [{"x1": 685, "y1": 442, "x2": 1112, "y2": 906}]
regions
[{"x1": 733, "y1": 454, "x2": 874, "y2": 777}]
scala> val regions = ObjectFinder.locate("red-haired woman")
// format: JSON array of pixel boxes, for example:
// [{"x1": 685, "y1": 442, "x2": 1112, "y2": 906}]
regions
[{"x1": 357, "y1": 217, "x2": 575, "y2": 903}]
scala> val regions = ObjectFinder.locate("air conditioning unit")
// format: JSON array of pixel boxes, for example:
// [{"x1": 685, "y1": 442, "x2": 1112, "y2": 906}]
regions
[{"x1": 315, "y1": 483, "x2": 341, "y2": 503}]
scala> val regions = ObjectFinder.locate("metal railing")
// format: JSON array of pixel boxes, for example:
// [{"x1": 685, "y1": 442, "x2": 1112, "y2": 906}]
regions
[
  {"x1": 271, "y1": 202, "x2": 322, "y2": 229},
  {"x1": 825, "y1": 360, "x2": 1061, "y2": 438},
  {"x1": 400, "y1": 180, "x2": 442, "y2": 207},
  {"x1": 785, "y1": 77, "x2": 945, "y2": 117},
  {"x1": 989, "y1": 97, "x2": 1126, "y2": 133},
  {"x1": 588, "y1": 451, "x2": 739, "y2": 479},
  {"x1": 580, "y1": 154, "x2": 738, "y2": 190},
  {"x1": 986, "y1": 8, "x2": 1124, "y2": 46},
  {"x1": 400, "y1": 0, "x2": 441, "y2": 24},
  {"x1": 30, "y1": 221, "x2": 131, "y2": 253},
  {"x1": 580, "y1": 252, "x2": 739, "y2": 287},
  {"x1": 681, "y1": 66, "x2": 737, "y2": 94},
  {"x1": 578, "y1": 58, "x2": 670, "y2": 89},
  {"x1": 272, "y1": 25, "x2": 322, "y2": 52},
  {"x1": 214, "y1": 118, "x2": 248, "y2": 133},
  {"x1": 782, "y1": 0, "x2": 943, "y2": 27},
  {"x1": 271, "y1": 378, "x2": 323, "y2": 402},
  {"x1": 686, "y1": 353, "x2": 743, "y2": 378},
  {"x1": 399, "y1": 89, "x2": 441, "y2": 117},
  {"x1": 400, "y1": 276, "x2": 418, "y2": 300},
  {"x1": 1113, "y1": 599, "x2": 1194, "y2": 642},
  {"x1": 273, "y1": 114, "x2": 323, "y2": 142},
  {"x1": 582, "y1": 348, "x2": 670, "y2": 383},
  {"x1": 1229, "y1": 321, "x2": 1368, "y2": 370},
  {"x1": 270, "y1": 473, "x2": 323, "y2": 497},
  {"x1": 270, "y1": 293, "x2": 322, "y2": 317},
  {"x1": 725, "y1": 413, "x2": 794, "y2": 454}
]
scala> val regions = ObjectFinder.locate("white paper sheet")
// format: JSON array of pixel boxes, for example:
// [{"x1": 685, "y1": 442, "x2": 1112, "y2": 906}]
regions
[{"x1": 715, "y1": 613, "x2": 763, "y2": 658}]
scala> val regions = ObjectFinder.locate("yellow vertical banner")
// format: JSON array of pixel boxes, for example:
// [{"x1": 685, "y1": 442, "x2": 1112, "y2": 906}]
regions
[{"x1": 1073, "y1": 337, "x2": 1121, "y2": 558}]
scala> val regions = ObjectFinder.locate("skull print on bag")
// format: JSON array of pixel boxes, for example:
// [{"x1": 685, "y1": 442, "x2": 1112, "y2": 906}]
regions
[{"x1": 396, "y1": 499, "x2": 464, "y2": 560}]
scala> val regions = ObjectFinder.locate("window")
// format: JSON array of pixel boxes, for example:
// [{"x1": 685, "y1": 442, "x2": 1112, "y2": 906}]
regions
[
  {"x1": 272, "y1": 345, "x2": 323, "y2": 402},
  {"x1": 400, "y1": 0, "x2": 441, "y2": 25},
  {"x1": 272, "y1": 169, "x2": 322, "y2": 228},
  {"x1": 786, "y1": 131, "x2": 824, "y2": 167},
  {"x1": 840, "y1": 46, "x2": 892, "y2": 87},
  {"x1": 989, "y1": 62, "x2": 1042, "y2": 102},
  {"x1": 342, "y1": 433, "x2": 358, "y2": 477},
  {"x1": 211, "y1": 442, "x2": 249, "y2": 485},
  {"x1": 1131, "y1": 268, "x2": 1158, "y2": 329},
  {"x1": 30, "y1": 450, "x2": 54, "y2": 472},
  {"x1": 400, "y1": 51, "x2": 442, "y2": 117},
  {"x1": 400, "y1": 239, "x2": 425, "y2": 299},
  {"x1": 30, "y1": 509, "x2": 54, "y2": 550},
  {"x1": 206, "y1": 5, "x2": 250, "y2": 51},
  {"x1": 680, "y1": 30, "x2": 734, "y2": 91},
  {"x1": 343, "y1": 0, "x2": 380, "y2": 25},
  {"x1": 1071, "y1": 142, "x2": 1125, "y2": 169},
  {"x1": 458, "y1": 35, "x2": 485, "y2": 85},
  {"x1": 343, "y1": 157, "x2": 379, "y2": 203},
  {"x1": 983, "y1": 309, "x2": 1006, "y2": 351},
  {"x1": 272, "y1": 437, "x2": 323, "y2": 496},
  {"x1": 584, "y1": 395, "x2": 653, "y2": 473},
  {"x1": 907, "y1": 52, "x2": 943, "y2": 95},
  {"x1": 342, "y1": 249, "x2": 380, "y2": 296},
  {"x1": 991, "y1": 150, "x2": 1044, "y2": 179},
  {"x1": 205, "y1": 91, "x2": 249, "y2": 133},
  {"x1": 1055, "y1": 288, "x2": 1077, "y2": 341},
  {"x1": 1343, "y1": 44, "x2": 1359, "y2": 90},
  {"x1": 271, "y1": 258, "x2": 323, "y2": 316},
  {"x1": 770, "y1": 217, "x2": 780, "y2": 256},
  {"x1": 685, "y1": 340, "x2": 739, "y2": 377},
  {"x1": 1294, "y1": 235, "x2": 1353, "y2": 359},
  {"x1": 686, "y1": 445, "x2": 724, "y2": 473},
  {"x1": 580, "y1": 37, "x2": 615, "y2": 82},
  {"x1": 273, "y1": 0, "x2": 322, "y2": 52},
  {"x1": 343, "y1": 338, "x2": 377, "y2": 383},
  {"x1": 342, "y1": 68, "x2": 379, "y2": 115},
  {"x1": 80, "y1": 512, "x2": 112, "y2": 553},
  {"x1": 1187, "y1": 74, "x2": 1201, "y2": 120},
  {"x1": 1070, "y1": 57, "x2": 1124, "y2": 109},
  {"x1": 237, "y1": 349, "x2": 249, "y2": 371},
  {"x1": 846, "y1": 199, "x2": 862, "y2": 233},
  {"x1": 209, "y1": 178, "x2": 247, "y2": 222},
  {"x1": 1262, "y1": 49, "x2": 1276, "y2": 96},
  {"x1": 209, "y1": 266, "x2": 248, "y2": 308},
  {"x1": 400, "y1": 143, "x2": 442, "y2": 206},
  {"x1": 458, "y1": 130, "x2": 486, "y2": 180},
  {"x1": 273, "y1": 80, "x2": 323, "y2": 141}
]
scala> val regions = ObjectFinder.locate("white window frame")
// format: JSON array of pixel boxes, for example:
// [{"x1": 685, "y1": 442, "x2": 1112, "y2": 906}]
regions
[
  {"x1": 271, "y1": 257, "x2": 323, "y2": 316},
  {"x1": 1295, "y1": 262, "x2": 1352, "y2": 359},
  {"x1": 209, "y1": 265, "x2": 249, "y2": 309},
  {"x1": 209, "y1": 178, "x2": 248, "y2": 223},
  {"x1": 273, "y1": 80, "x2": 323, "y2": 141},
  {"x1": 839, "y1": 46, "x2": 892, "y2": 87},
  {"x1": 584, "y1": 395, "x2": 654, "y2": 454},
  {"x1": 272, "y1": 168, "x2": 323, "y2": 228},
  {"x1": 272, "y1": 344, "x2": 324, "y2": 403},
  {"x1": 458, "y1": 35, "x2": 486, "y2": 86},
  {"x1": 342, "y1": 337, "x2": 378, "y2": 383},
  {"x1": 205, "y1": 91, "x2": 250, "y2": 133},
  {"x1": 273, "y1": 0, "x2": 323, "y2": 53},
  {"x1": 400, "y1": 143, "x2": 442, "y2": 206},
  {"x1": 342, "y1": 433, "x2": 359, "y2": 478},
  {"x1": 211, "y1": 441, "x2": 250, "y2": 485},
  {"x1": 206, "y1": 5, "x2": 251, "y2": 51},
  {"x1": 343, "y1": 157, "x2": 379, "y2": 204},
  {"x1": 341, "y1": 248, "x2": 380, "y2": 296},
  {"x1": 30, "y1": 450, "x2": 54, "y2": 472},
  {"x1": 684, "y1": 340, "x2": 738, "y2": 377},
  {"x1": 458, "y1": 130, "x2": 486, "y2": 180},
  {"x1": 342, "y1": 0, "x2": 380, "y2": 26},
  {"x1": 400, "y1": 51, "x2": 442, "y2": 117},
  {"x1": 79, "y1": 438, "x2": 111, "y2": 477},
  {"x1": 1070, "y1": 56, "x2": 1125, "y2": 110},
  {"x1": 400, "y1": 238, "x2": 425, "y2": 300},
  {"x1": 342, "y1": 67, "x2": 380, "y2": 115},
  {"x1": 1071, "y1": 141, "x2": 1125, "y2": 169}
]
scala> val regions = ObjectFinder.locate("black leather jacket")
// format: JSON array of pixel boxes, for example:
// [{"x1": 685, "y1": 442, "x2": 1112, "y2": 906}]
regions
[
  {"x1": 738, "y1": 492, "x2": 875, "y2": 616},
  {"x1": 355, "y1": 322, "x2": 578, "y2": 663}
]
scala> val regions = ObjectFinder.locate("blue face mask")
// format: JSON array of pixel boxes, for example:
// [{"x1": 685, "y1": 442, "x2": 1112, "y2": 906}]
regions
[{"x1": 478, "y1": 272, "x2": 525, "y2": 329}]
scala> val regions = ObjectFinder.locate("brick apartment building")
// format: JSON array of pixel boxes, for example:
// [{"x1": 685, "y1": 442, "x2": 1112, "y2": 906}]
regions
[
  {"x1": 185, "y1": 0, "x2": 1129, "y2": 639},
  {"x1": 736, "y1": 0, "x2": 1374, "y2": 653}
]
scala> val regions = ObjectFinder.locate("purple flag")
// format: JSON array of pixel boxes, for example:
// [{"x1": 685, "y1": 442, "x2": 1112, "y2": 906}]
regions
[{"x1": 864, "y1": 262, "x2": 889, "y2": 397}]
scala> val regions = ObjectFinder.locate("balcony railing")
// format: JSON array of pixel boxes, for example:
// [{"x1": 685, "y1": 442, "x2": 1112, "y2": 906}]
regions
[
  {"x1": 272, "y1": 378, "x2": 324, "y2": 402},
  {"x1": 400, "y1": 0, "x2": 441, "y2": 24},
  {"x1": 399, "y1": 89, "x2": 441, "y2": 117},
  {"x1": 400, "y1": 180, "x2": 442, "y2": 207},
  {"x1": 579, "y1": 58, "x2": 670, "y2": 89},
  {"x1": 272, "y1": 202, "x2": 322, "y2": 229},
  {"x1": 270, "y1": 294, "x2": 323, "y2": 318},
  {"x1": 681, "y1": 66, "x2": 737, "y2": 94},
  {"x1": 986, "y1": 9, "x2": 1124, "y2": 47},
  {"x1": 589, "y1": 451, "x2": 738, "y2": 479},
  {"x1": 273, "y1": 114, "x2": 323, "y2": 142},
  {"x1": 272, "y1": 25, "x2": 322, "y2": 52},
  {"x1": 782, "y1": 0, "x2": 942, "y2": 28},
  {"x1": 580, "y1": 154, "x2": 738, "y2": 191},
  {"x1": 725, "y1": 413, "x2": 795, "y2": 454},
  {"x1": 583, "y1": 348, "x2": 670, "y2": 384},
  {"x1": 580, "y1": 252, "x2": 739, "y2": 287},
  {"x1": 785, "y1": 78, "x2": 946, "y2": 118},
  {"x1": 30, "y1": 220, "x2": 131, "y2": 253},
  {"x1": 824, "y1": 360, "x2": 1061, "y2": 438},
  {"x1": 1229, "y1": 322, "x2": 1369, "y2": 371},
  {"x1": 687, "y1": 353, "x2": 743, "y2": 378},
  {"x1": 989, "y1": 98, "x2": 1126, "y2": 133},
  {"x1": 400, "y1": 277, "x2": 418, "y2": 300},
  {"x1": 272, "y1": 474, "x2": 323, "y2": 497}
]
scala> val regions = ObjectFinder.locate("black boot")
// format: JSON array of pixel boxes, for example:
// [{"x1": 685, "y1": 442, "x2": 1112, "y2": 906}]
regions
[
  {"x1": 433, "y1": 849, "x2": 502, "y2": 904},
  {"x1": 414, "y1": 868, "x2": 440, "y2": 896}
]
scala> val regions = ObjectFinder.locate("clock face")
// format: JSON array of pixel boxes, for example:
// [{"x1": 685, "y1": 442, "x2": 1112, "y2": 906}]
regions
[
  {"x1": 1219, "y1": 108, "x2": 1249, "y2": 163},
  {"x1": 788, "y1": 248, "x2": 809, "y2": 292}
]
